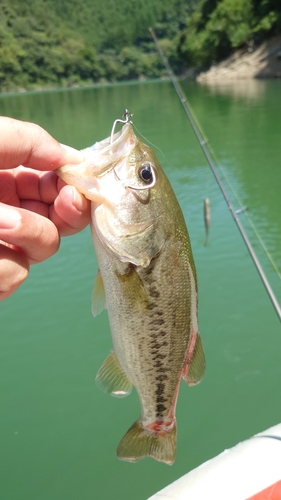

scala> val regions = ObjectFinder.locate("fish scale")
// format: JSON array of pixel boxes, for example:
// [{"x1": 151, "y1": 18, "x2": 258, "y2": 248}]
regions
[{"x1": 57, "y1": 118, "x2": 206, "y2": 464}]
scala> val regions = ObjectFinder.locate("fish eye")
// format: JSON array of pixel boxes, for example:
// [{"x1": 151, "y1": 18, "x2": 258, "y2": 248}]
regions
[{"x1": 138, "y1": 162, "x2": 154, "y2": 184}]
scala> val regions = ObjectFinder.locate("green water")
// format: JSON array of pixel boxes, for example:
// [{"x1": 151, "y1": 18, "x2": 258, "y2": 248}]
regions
[{"x1": 0, "y1": 80, "x2": 280, "y2": 499}]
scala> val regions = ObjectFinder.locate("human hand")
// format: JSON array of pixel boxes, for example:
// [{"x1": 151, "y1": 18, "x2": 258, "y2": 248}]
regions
[{"x1": 0, "y1": 117, "x2": 90, "y2": 300}]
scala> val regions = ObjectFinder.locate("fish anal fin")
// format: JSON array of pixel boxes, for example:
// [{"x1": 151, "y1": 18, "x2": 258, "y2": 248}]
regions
[
  {"x1": 182, "y1": 333, "x2": 206, "y2": 386},
  {"x1": 117, "y1": 420, "x2": 176, "y2": 465},
  {"x1": 95, "y1": 350, "x2": 132, "y2": 397},
  {"x1": 92, "y1": 269, "x2": 106, "y2": 317}
]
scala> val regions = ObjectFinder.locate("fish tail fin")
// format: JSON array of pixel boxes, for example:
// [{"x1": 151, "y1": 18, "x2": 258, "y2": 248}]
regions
[{"x1": 116, "y1": 420, "x2": 176, "y2": 465}]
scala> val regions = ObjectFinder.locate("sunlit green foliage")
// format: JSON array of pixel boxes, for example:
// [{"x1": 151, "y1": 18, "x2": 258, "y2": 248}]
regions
[
  {"x1": 178, "y1": 0, "x2": 281, "y2": 66},
  {"x1": 0, "y1": 0, "x2": 193, "y2": 91},
  {"x1": 0, "y1": 0, "x2": 279, "y2": 91}
]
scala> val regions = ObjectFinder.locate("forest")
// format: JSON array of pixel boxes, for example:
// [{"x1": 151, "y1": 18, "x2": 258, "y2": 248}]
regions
[{"x1": 0, "y1": 0, "x2": 280, "y2": 92}]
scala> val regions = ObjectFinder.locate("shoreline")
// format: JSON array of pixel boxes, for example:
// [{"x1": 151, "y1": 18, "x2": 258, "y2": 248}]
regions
[
  {"x1": 0, "y1": 76, "x2": 170, "y2": 98},
  {"x1": 196, "y1": 35, "x2": 281, "y2": 83},
  {"x1": 2, "y1": 35, "x2": 281, "y2": 98}
]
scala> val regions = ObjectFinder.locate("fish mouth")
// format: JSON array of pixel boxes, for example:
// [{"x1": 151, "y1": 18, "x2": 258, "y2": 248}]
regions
[
  {"x1": 56, "y1": 122, "x2": 137, "y2": 201},
  {"x1": 56, "y1": 163, "x2": 101, "y2": 201},
  {"x1": 87, "y1": 121, "x2": 135, "y2": 156}
]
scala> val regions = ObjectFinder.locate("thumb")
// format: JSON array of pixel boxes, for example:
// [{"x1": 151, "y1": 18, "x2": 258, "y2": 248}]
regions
[
  {"x1": 0, "y1": 243, "x2": 29, "y2": 300},
  {"x1": 0, "y1": 117, "x2": 84, "y2": 171}
]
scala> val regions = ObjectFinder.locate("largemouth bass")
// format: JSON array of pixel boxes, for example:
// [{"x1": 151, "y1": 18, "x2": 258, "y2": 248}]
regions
[{"x1": 57, "y1": 114, "x2": 205, "y2": 465}]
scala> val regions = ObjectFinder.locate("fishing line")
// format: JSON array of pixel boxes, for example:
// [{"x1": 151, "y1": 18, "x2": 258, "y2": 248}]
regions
[
  {"x1": 132, "y1": 123, "x2": 168, "y2": 163},
  {"x1": 149, "y1": 27, "x2": 281, "y2": 322},
  {"x1": 206, "y1": 138, "x2": 281, "y2": 280},
  {"x1": 215, "y1": 153, "x2": 281, "y2": 280}
]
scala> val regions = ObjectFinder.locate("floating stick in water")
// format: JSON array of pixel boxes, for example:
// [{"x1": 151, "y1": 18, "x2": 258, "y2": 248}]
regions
[{"x1": 204, "y1": 198, "x2": 210, "y2": 246}]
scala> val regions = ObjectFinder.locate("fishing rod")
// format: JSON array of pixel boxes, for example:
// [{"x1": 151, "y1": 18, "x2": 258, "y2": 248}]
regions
[{"x1": 149, "y1": 27, "x2": 281, "y2": 323}]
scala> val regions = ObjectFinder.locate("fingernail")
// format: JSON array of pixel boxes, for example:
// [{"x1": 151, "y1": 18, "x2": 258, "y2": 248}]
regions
[
  {"x1": 60, "y1": 144, "x2": 84, "y2": 164},
  {"x1": 72, "y1": 186, "x2": 88, "y2": 211},
  {"x1": 72, "y1": 186, "x2": 76, "y2": 206},
  {"x1": 0, "y1": 207, "x2": 21, "y2": 229}
]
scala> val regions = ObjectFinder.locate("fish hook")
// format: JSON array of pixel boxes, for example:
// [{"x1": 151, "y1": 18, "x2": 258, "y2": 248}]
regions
[
  {"x1": 110, "y1": 109, "x2": 133, "y2": 144},
  {"x1": 111, "y1": 109, "x2": 156, "y2": 190}
]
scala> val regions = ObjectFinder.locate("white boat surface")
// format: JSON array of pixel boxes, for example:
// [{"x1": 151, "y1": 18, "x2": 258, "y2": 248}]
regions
[{"x1": 148, "y1": 423, "x2": 281, "y2": 500}]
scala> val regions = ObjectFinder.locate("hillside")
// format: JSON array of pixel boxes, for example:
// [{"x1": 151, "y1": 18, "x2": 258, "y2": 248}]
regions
[
  {"x1": 178, "y1": 0, "x2": 281, "y2": 72},
  {"x1": 0, "y1": 0, "x2": 193, "y2": 92},
  {"x1": 1, "y1": 0, "x2": 280, "y2": 93}
]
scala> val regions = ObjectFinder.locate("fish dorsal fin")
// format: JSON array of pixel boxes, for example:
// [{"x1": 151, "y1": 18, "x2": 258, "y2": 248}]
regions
[
  {"x1": 182, "y1": 333, "x2": 206, "y2": 386},
  {"x1": 95, "y1": 351, "x2": 133, "y2": 397},
  {"x1": 92, "y1": 270, "x2": 106, "y2": 317}
]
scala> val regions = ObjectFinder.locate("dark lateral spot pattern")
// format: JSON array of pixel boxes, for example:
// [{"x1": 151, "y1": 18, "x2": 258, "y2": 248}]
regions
[
  {"x1": 149, "y1": 318, "x2": 165, "y2": 326},
  {"x1": 156, "y1": 374, "x2": 168, "y2": 382},
  {"x1": 152, "y1": 353, "x2": 166, "y2": 360},
  {"x1": 144, "y1": 266, "x2": 172, "y2": 419},
  {"x1": 151, "y1": 340, "x2": 168, "y2": 350},
  {"x1": 147, "y1": 302, "x2": 157, "y2": 310},
  {"x1": 150, "y1": 324, "x2": 170, "y2": 417},
  {"x1": 149, "y1": 286, "x2": 160, "y2": 299},
  {"x1": 156, "y1": 403, "x2": 166, "y2": 413}
]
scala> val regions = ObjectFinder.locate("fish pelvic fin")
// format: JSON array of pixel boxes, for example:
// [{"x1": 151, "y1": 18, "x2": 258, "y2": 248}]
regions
[
  {"x1": 117, "y1": 420, "x2": 176, "y2": 465},
  {"x1": 182, "y1": 333, "x2": 206, "y2": 386},
  {"x1": 95, "y1": 350, "x2": 132, "y2": 397},
  {"x1": 92, "y1": 269, "x2": 106, "y2": 317}
]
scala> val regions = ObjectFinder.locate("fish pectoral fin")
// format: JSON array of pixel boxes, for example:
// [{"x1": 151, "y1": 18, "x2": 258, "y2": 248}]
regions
[
  {"x1": 182, "y1": 333, "x2": 206, "y2": 386},
  {"x1": 117, "y1": 420, "x2": 176, "y2": 465},
  {"x1": 95, "y1": 350, "x2": 133, "y2": 397},
  {"x1": 115, "y1": 264, "x2": 149, "y2": 308},
  {"x1": 92, "y1": 270, "x2": 106, "y2": 317}
]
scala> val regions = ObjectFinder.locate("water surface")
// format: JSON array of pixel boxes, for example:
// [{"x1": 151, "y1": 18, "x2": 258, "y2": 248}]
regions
[{"x1": 0, "y1": 79, "x2": 280, "y2": 499}]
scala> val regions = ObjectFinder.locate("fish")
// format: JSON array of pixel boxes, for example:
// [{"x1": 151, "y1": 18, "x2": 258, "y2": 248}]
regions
[
  {"x1": 204, "y1": 198, "x2": 210, "y2": 246},
  {"x1": 57, "y1": 115, "x2": 205, "y2": 465}
]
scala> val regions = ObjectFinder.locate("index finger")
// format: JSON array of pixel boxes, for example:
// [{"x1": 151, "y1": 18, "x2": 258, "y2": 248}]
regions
[{"x1": 0, "y1": 117, "x2": 84, "y2": 171}]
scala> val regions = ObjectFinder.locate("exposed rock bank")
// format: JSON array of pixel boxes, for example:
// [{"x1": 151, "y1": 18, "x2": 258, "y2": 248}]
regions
[{"x1": 197, "y1": 36, "x2": 281, "y2": 82}]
